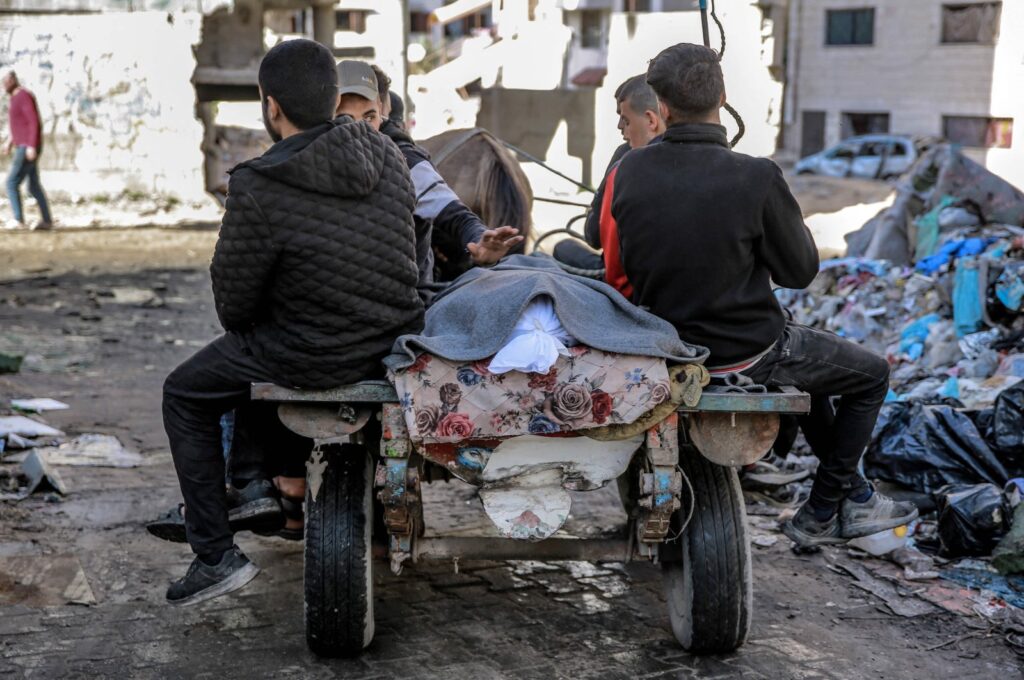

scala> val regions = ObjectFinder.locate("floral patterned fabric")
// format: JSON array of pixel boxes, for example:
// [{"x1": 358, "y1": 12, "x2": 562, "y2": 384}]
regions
[{"x1": 390, "y1": 347, "x2": 674, "y2": 444}]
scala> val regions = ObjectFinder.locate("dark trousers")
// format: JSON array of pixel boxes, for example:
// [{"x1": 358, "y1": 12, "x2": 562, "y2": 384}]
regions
[
  {"x1": 553, "y1": 239, "x2": 603, "y2": 272},
  {"x1": 741, "y1": 323, "x2": 890, "y2": 508},
  {"x1": 6, "y1": 146, "x2": 52, "y2": 224},
  {"x1": 163, "y1": 332, "x2": 311, "y2": 556}
]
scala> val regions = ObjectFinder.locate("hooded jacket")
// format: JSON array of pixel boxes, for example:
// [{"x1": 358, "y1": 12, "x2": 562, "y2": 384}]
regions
[{"x1": 211, "y1": 117, "x2": 424, "y2": 388}]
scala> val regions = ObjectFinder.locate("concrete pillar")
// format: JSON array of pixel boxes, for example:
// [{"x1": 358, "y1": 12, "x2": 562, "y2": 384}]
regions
[{"x1": 312, "y1": 2, "x2": 336, "y2": 50}]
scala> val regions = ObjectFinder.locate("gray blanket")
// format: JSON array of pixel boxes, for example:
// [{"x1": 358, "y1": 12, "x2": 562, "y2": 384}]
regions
[{"x1": 385, "y1": 254, "x2": 708, "y2": 371}]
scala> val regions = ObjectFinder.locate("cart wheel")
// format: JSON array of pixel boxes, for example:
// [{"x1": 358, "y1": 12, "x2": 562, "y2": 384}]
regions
[
  {"x1": 304, "y1": 444, "x2": 375, "y2": 657},
  {"x1": 661, "y1": 447, "x2": 752, "y2": 654}
]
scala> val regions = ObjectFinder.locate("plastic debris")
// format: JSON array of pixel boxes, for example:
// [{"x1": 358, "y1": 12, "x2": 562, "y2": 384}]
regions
[
  {"x1": 995, "y1": 262, "x2": 1024, "y2": 312},
  {"x1": 847, "y1": 144, "x2": 1024, "y2": 265},
  {"x1": 989, "y1": 381, "x2": 1024, "y2": 471},
  {"x1": 36, "y1": 434, "x2": 143, "y2": 468},
  {"x1": 0, "y1": 416, "x2": 63, "y2": 438},
  {"x1": 992, "y1": 502, "x2": 1024, "y2": 575},
  {"x1": 939, "y1": 562, "x2": 1024, "y2": 610},
  {"x1": 11, "y1": 398, "x2": 70, "y2": 413},
  {"x1": 952, "y1": 257, "x2": 984, "y2": 337},
  {"x1": 866, "y1": 403, "x2": 1010, "y2": 494},
  {"x1": 849, "y1": 525, "x2": 909, "y2": 556},
  {"x1": 936, "y1": 484, "x2": 1009, "y2": 557},
  {"x1": 997, "y1": 353, "x2": 1024, "y2": 377}
]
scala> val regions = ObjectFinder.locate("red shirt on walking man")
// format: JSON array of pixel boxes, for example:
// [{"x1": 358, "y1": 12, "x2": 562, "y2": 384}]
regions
[{"x1": 4, "y1": 71, "x2": 53, "y2": 230}]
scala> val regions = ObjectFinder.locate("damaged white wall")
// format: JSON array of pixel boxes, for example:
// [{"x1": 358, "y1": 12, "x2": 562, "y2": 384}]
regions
[
  {"x1": 785, "y1": 0, "x2": 1024, "y2": 190},
  {"x1": 0, "y1": 11, "x2": 209, "y2": 202}
]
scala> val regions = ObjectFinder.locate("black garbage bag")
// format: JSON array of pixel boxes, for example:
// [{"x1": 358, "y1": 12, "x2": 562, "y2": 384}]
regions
[
  {"x1": 865, "y1": 402, "x2": 1010, "y2": 494},
  {"x1": 989, "y1": 381, "x2": 1024, "y2": 474},
  {"x1": 936, "y1": 483, "x2": 1010, "y2": 557}
]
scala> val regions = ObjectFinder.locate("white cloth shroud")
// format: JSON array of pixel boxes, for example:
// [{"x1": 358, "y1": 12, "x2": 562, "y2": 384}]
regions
[{"x1": 488, "y1": 297, "x2": 577, "y2": 374}]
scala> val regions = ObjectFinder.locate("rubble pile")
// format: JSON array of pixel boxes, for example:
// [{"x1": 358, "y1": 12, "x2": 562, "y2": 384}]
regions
[{"x1": 772, "y1": 145, "x2": 1024, "y2": 582}]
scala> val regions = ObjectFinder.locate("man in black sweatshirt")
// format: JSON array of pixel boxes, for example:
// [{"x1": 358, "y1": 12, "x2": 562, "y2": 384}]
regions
[{"x1": 613, "y1": 43, "x2": 917, "y2": 548}]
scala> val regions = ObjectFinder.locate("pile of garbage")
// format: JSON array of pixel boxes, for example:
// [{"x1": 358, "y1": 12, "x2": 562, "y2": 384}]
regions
[{"x1": 774, "y1": 145, "x2": 1024, "y2": 575}]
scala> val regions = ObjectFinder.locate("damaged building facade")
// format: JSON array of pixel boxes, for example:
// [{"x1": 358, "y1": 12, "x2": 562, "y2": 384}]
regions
[
  {"x1": 408, "y1": 0, "x2": 788, "y2": 195},
  {"x1": 783, "y1": 0, "x2": 1024, "y2": 188},
  {"x1": 0, "y1": 0, "x2": 404, "y2": 203}
]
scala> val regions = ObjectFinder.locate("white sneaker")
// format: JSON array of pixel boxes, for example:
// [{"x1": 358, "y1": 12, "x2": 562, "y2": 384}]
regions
[{"x1": 3, "y1": 219, "x2": 26, "y2": 230}]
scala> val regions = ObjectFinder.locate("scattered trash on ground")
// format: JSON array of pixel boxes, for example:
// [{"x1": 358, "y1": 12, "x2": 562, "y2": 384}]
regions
[
  {"x1": 993, "y1": 502, "x2": 1024, "y2": 575},
  {"x1": 767, "y1": 146, "x2": 1024, "y2": 653},
  {"x1": 11, "y1": 397, "x2": 70, "y2": 413},
  {"x1": 939, "y1": 559, "x2": 1024, "y2": 610},
  {"x1": 106, "y1": 286, "x2": 165, "y2": 308},
  {"x1": 0, "y1": 415, "x2": 64, "y2": 439},
  {"x1": 19, "y1": 449, "x2": 68, "y2": 498},
  {"x1": 752, "y1": 535, "x2": 779, "y2": 549},
  {"x1": 936, "y1": 484, "x2": 1010, "y2": 557},
  {"x1": 37, "y1": 434, "x2": 143, "y2": 468},
  {"x1": 0, "y1": 351, "x2": 23, "y2": 374},
  {"x1": 0, "y1": 555, "x2": 96, "y2": 606}
]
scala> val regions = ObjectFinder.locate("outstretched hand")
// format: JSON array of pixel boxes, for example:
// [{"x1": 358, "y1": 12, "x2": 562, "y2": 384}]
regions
[{"x1": 466, "y1": 226, "x2": 525, "y2": 266}]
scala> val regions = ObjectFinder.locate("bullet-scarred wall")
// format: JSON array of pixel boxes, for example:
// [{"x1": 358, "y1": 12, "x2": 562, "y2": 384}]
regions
[{"x1": 0, "y1": 11, "x2": 208, "y2": 202}]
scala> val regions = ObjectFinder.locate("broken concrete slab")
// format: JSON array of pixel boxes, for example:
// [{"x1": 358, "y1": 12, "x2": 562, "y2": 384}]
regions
[
  {"x1": 11, "y1": 398, "x2": 70, "y2": 413},
  {"x1": 0, "y1": 554, "x2": 96, "y2": 607},
  {"x1": 0, "y1": 416, "x2": 63, "y2": 439},
  {"x1": 22, "y1": 450, "x2": 68, "y2": 497},
  {"x1": 37, "y1": 434, "x2": 143, "y2": 469}
]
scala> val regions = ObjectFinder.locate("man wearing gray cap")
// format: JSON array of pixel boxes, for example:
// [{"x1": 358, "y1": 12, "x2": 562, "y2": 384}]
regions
[{"x1": 335, "y1": 61, "x2": 523, "y2": 298}]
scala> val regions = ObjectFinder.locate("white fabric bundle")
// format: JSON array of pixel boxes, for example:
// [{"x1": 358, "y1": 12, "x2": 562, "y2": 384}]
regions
[{"x1": 488, "y1": 297, "x2": 576, "y2": 374}]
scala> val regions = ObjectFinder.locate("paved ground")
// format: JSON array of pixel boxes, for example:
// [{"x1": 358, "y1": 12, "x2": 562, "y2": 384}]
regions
[{"x1": 0, "y1": 238, "x2": 1021, "y2": 679}]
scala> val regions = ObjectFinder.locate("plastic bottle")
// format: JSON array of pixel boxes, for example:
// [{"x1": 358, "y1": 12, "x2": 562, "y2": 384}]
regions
[{"x1": 848, "y1": 525, "x2": 909, "y2": 556}]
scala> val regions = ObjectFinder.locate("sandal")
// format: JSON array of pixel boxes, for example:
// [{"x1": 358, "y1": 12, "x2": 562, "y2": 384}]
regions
[{"x1": 276, "y1": 496, "x2": 304, "y2": 541}]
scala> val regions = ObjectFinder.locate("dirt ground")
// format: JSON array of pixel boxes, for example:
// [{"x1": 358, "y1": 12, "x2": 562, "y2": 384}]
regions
[
  {"x1": 1, "y1": 208, "x2": 1021, "y2": 678},
  {"x1": 0, "y1": 174, "x2": 893, "y2": 283}
]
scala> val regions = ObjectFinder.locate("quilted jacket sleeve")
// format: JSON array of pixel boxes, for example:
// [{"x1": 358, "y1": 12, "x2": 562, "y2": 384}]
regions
[{"x1": 210, "y1": 178, "x2": 280, "y2": 332}]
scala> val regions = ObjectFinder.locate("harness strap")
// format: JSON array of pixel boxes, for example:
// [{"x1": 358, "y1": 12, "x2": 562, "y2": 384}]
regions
[{"x1": 431, "y1": 127, "x2": 486, "y2": 168}]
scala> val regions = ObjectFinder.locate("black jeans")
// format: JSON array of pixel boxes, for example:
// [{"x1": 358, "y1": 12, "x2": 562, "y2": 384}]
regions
[
  {"x1": 163, "y1": 333, "x2": 311, "y2": 556},
  {"x1": 553, "y1": 239, "x2": 603, "y2": 272},
  {"x1": 741, "y1": 323, "x2": 890, "y2": 508}
]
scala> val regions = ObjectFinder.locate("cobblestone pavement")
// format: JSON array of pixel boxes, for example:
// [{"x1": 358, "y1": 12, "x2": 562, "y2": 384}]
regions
[{"x1": 1, "y1": 268, "x2": 1022, "y2": 680}]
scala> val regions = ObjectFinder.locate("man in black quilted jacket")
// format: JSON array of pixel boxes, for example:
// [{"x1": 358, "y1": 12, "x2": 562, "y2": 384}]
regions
[{"x1": 159, "y1": 39, "x2": 423, "y2": 605}]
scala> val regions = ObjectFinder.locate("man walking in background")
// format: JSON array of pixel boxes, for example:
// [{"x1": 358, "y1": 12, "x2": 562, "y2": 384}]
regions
[{"x1": 3, "y1": 71, "x2": 53, "y2": 230}]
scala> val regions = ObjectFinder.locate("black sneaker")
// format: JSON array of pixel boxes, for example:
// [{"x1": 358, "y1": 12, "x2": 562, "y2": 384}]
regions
[
  {"x1": 840, "y1": 491, "x2": 919, "y2": 539},
  {"x1": 782, "y1": 503, "x2": 845, "y2": 547},
  {"x1": 146, "y1": 480, "x2": 284, "y2": 543},
  {"x1": 147, "y1": 504, "x2": 188, "y2": 543},
  {"x1": 226, "y1": 479, "x2": 285, "y2": 534},
  {"x1": 166, "y1": 545, "x2": 260, "y2": 606}
]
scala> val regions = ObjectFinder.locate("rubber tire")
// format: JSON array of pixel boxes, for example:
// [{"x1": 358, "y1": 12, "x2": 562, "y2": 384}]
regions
[
  {"x1": 304, "y1": 444, "x2": 375, "y2": 657},
  {"x1": 662, "y1": 448, "x2": 752, "y2": 654}
]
